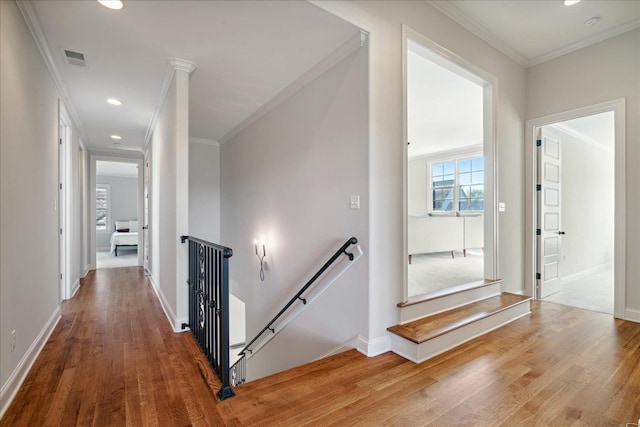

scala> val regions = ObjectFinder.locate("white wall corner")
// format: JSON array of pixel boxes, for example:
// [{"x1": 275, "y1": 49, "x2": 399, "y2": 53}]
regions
[
  {"x1": 0, "y1": 307, "x2": 61, "y2": 418},
  {"x1": 169, "y1": 58, "x2": 197, "y2": 74},
  {"x1": 624, "y1": 308, "x2": 640, "y2": 323},
  {"x1": 314, "y1": 336, "x2": 360, "y2": 361},
  {"x1": 70, "y1": 278, "x2": 80, "y2": 298},
  {"x1": 357, "y1": 334, "x2": 390, "y2": 357},
  {"x1": 83, "y1": 264, "x2": 91, "y2": 278}
]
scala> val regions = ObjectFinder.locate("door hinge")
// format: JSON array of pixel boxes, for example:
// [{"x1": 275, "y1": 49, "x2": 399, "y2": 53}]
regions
[
  {"x1": 536, "y1": 273, "x2": 541, "y2": 280},
  {"x1": 536, "y1": 184, "x2": 541, "y2": 191},
  {"x1": 536, "y1": 139, "x2": 541, "y2": 147},
  {"x1": 60, "y1": 228, "x2": 62, "y2": 235},
  {"x1": 59, "y1": 138, "x2": 62, "y2": 145},
  {"x1": 536, "y1": 228, "x2": 541, "y2": 235},
  {"x1": 59, "y1": 183, "x2": 62, "y2": 190},
  {"x1": 60, "y1": 273, "x2": 63, "y2": 280}
]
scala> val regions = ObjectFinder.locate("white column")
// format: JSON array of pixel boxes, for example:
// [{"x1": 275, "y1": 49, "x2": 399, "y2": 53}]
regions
[{"x1": 171, "y1": 58, "x2": 196, "y2": 328}]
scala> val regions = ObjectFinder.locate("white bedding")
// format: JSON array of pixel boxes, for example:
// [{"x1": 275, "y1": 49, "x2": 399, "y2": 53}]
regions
[{"x1": 110, "y1": 231, "x2": 138, "y2": 255}]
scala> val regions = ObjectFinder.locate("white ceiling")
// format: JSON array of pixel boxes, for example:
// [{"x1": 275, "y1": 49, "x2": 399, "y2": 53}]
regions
[
  {"x1": 96, "y1": 160, "x2": 138, "y2": 177},
  {"x1": 429, "y1": 0, "x2": 640, "y2": 67},
  {"x1": 407, "y1": 44, "x2": 483, "y2": 158},
  {"x1": 23, "y1": 1, "x2": 638, "y2": 154},
  {"x1": 26, "y1": 0, "x2": 360, "y2": 151}
]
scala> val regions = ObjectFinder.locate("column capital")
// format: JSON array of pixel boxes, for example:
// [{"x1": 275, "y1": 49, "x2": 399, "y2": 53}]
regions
[{"x1": 169, "y1": 58, "x2": 196, "y2": 74}]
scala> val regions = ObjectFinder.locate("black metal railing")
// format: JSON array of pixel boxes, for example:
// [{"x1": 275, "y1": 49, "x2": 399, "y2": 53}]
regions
[
  {"x1": 180, "y1": 235, "x2": 235, "y2": 400},
  {"x1": 230, "y1": 237, "x2": 358, "y2": 386}
]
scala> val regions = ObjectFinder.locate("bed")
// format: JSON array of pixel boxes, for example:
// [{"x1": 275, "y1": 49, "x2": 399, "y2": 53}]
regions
[{"x1": 110, "y1": 220, "x2": 138, "y2": 256}]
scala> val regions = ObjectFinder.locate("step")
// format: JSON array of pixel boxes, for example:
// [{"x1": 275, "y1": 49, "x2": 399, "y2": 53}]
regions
[
  {"x1": 388, "y1": 293, "x2": 531, "y2": 363},
  {"x1": 398, "y1": 279, "x2": 503, "y2": 324}
]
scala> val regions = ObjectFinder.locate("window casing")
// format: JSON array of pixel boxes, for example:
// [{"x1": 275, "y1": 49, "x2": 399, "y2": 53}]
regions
[
  {"x1": 429, "y1": 155, "x2": 484, "y2": 213},
  {"x1": 96, "y1": 184, "x2": 110, "y2": 231}
]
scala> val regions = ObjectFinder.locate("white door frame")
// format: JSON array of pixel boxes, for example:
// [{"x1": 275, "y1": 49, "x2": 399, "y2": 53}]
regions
[
  {"x1": 524, "y1": 99, "x2": 626, "y2": 319},
  {"x1": 58, "y1": 101, "x2": 72, "y2": 301},
  {"x1": 401, "y1": 25, "x2": 499, "y2": 301},
  {"x1": 89, "y1": 154, "x2": 144, "y2": 269}
]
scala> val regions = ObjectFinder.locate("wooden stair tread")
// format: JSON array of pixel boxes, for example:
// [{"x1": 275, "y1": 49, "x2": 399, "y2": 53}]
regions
[
  {"x1": 397, "y1": 279, "x2": 503, "y2": 308},
  {"x1": 388, "y1": 293, "x2": 531, "y2": 344}
]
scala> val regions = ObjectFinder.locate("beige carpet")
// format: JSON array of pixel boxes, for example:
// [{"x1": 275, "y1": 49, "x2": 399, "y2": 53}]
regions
[
  {"x1": 543, "y1": 267, "x2": 614, "y2": 314},
  {"x1": 96, "y1": 249, "x2": 138, "y2": 269},
  {"x1": 408, "y1": 250, "x2": 484, "y2": 297}
]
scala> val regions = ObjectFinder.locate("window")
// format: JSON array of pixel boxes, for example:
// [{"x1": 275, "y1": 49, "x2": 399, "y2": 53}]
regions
[
  {"x1": 431, "y1": 156, "x2": 484, "y2": 213},
  {"x1": 96, "y1": 184, "x2": 110, "y2": 231}
]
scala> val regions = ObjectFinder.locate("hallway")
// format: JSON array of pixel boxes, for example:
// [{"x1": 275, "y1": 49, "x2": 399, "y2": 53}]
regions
[{"x1": 3, "y1": 267, "x2": 640, "y2": 425}]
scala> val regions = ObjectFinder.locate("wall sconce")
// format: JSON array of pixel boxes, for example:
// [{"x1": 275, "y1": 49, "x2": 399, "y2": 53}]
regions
[{"x1": 254, "y1": 240, "x2": 266, "y2": 281}]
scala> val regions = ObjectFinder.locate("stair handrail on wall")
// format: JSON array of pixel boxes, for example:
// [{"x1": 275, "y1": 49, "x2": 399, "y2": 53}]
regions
[
  {"x1": 230, "y1": 236, "x2": 360, "y2": 387},
  {"x1": 180, "y1": 235, "x2": 235, "y2": 401}
]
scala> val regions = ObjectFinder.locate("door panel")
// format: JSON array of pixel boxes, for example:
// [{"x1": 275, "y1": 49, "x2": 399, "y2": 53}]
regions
[{"x1": 537, "y1": 127, "x2": 563, "y2": 298}]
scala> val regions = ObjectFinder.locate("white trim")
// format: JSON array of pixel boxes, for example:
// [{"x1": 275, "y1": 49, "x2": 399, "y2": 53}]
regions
[
  {"x1": 357, "y1": 335, "x2": 390, "y2": 357},
  {"x1": 219, "y1": 30, "x2": 368, "y2": 145},
  {"x1": 314, "y1": 336, "x2": 359, "y2": 361},
  {"x1": 524, "y1": 99, "x2": 626, "y2": 319},
  {"x1": 148, "y1": 274, "x2": 186, "y2": 333},
  {"x1": 16, "y1": 1, "x2": 89, "y2": 142},
  {"x1": 143, "y1": 64, "x2": 176, "y2": 149},
  {"x1": 70, "y1": 278, "x2": 80, "y2": 298},
  {"x1": 528, "y1": 20, "x2": 640, "y2": 68},
  {"x1": 169, "y1": 58, "x2": 197, "y2": 74},
  {"x1": 189, "y1": 137, "x2": 219, "y2": 147},
  {"x1": 409, "y1": 144, "x2": 482, "y2": 162},
  {"x1": 558, "y1": 264, "x2": 609, "y2": 288},
  {"x1": 624, "y1": 308, "x2": 640, "y2": 323},
  {"x1": 0, "y1": 307, "x2": 61, "y2": 418},
  {"x1": 83, "y1": 264, "x2": 91, "y2": 277},
  {"x1": 427, "y1": 0, "x2": 640, "y2": 68},
  {"x1": 426, "y1": 0, "x2": 529, "y2": 67}
]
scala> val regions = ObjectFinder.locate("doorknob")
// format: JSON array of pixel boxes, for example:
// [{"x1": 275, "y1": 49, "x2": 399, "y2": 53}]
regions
[
  {"x1": 142, "y1": 225, "x2": 148, "y2": 230},
  {"x1": 558, "y1": 231, "x2": 565, "y2": 235}
]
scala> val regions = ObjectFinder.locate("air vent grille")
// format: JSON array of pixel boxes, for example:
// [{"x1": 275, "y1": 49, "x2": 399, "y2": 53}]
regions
[{"x1": 63, "y1": 49, "x2": 86, "y2": 67}]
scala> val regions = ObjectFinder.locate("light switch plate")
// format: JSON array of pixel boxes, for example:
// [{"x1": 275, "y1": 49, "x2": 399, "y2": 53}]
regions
[
  {"x1": 498, "y1": 202, "x2": 506, "y2": 212},
  {"x1": 350, "y1": 195, "x2": 360, "y2": 209}
]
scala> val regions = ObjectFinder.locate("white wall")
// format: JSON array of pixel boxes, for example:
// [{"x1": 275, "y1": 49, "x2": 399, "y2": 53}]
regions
[
  {"x1": 221, "y1": 46, "x2": 369, "y2": 380},
  {"x1": 311, "y1": 1, "x2": 527, "y2": 342},
  {"x1": 1, "y1": 0, "x2": 69, "y2": 411},
  {"x1": 189, "y1": 141, "x2": 220, "y2": 243},
  {"x1": 555, "y1": 128, "x2": 614, "y2": 277},
  {"x1": 150, "y1": 76, "x2": 178, "y2": 323},
  {"x1": 148, "y1": 64, "x2": 191, "y2": 331},
  {"x1": 408, "y1": 157, "x2": 428, "y2": 216},
  {"x1": 526, "y1": 29, "x2": 640, "y2": 312},
  {"x1": 95, "y1": 174, "x2": 138, "y2": 249}
]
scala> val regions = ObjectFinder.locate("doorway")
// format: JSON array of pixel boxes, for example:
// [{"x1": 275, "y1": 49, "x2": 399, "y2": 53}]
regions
[
  {"x1": 525, "y1": 99, "x2": 626, "y2": 319},
  {"x1": 95, "y1": 160, "x2": 141, "y2": 269},
  {"x1": 402, "y1": 27, "x2": 498, "y2": 301},
  {"x1": 58, "y1": 110, "x2": 71, "y2": 301}
]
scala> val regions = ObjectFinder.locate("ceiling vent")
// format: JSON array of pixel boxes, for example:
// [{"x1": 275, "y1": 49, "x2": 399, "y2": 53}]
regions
[{"x1": 63, "y1": 49, "x2": 87, "y2": 67}]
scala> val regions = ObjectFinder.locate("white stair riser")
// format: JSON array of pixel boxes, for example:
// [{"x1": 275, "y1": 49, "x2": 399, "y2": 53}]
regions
[
  {"x1": 391, "y1": 302, "x2": 531, "y2": 364},
  {"x1": 400, "y1": 282, "x2": 501, "y2": 324}
]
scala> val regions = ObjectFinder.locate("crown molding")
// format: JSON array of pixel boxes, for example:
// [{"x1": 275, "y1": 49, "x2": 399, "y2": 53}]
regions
[
  {"x1": 169, "y1": 58, "x2": 197, "y2": 74},
  {"x1": 551, "y1": 123, "x2": 613, "y2": 152},
  {"x1": 16, "y1": 0, "x2": 90, "y2": 142},
  {"x1": 189, "y1": 137, "x2": 219, "y2": 147},
  {"x1": 426, "y1": 0, "x2": 529, "y2": 67},
  {"x1": 527, "y1": 19, "x2": 640, "y2": 67},
  {"x1": 218, "y1": 29, "x2": 368, "y2": 145}
]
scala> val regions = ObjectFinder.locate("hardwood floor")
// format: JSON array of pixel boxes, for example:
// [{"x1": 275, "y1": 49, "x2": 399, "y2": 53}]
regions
[{"x1": 2, "y1": 267, "x2": 639, "y2": 426}]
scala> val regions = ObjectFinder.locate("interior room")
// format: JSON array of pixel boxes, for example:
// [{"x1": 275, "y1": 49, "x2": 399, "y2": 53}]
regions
[
  {"x1": 95, "y1": 160, "x2": 139, "y2": 269},
  {"x1": 406, "y1": 39, "x2": 486, "y2": 297}
]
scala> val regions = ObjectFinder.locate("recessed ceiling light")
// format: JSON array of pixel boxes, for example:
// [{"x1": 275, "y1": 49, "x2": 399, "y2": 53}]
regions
[
  {"x1": 110, "y1": 135, "x2": 122, "y2": 140},
  {"x1": 98, "y1": 0, "x2": 124, "y2": 10},
  {"x1": 563, "y1": 0, "x2": 581, "y2": 5},
  {"x1": 107, "y1": 98, "x2": 122, "y2": 106}
]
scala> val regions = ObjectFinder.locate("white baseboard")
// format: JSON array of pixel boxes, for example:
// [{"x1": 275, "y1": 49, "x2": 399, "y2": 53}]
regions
[
  {"x1": 357, "y1": 335, "x2": 390, "y2": 357},
  {"x1": 147, "y1": 274, "x2": 185, "y2": 333},
  {"x1": 83, "y1": 264, "x2": 91, "y2": 277},
  {"x1": 315, "y1": 335, "x2": 359, "y2": 361},
  {"x1": 0, "y1": 307, "x2": 61, "y2": 418},
  {"x1": 559, "y1": 264, "x2": 609, "y2": 287},
  {"x1": 624, "y1": 308, "x2": 640, "y2": 323},
  {"x1": 97, "y1": 246, "x2": 110, "y2": 252},
  {"x1": 70, "y1": 278, "x2": 80, "y2": 298}
]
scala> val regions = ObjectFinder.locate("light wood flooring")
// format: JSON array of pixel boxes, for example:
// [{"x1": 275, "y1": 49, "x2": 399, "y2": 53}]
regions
[{"x1": 2, "y1": 267, "x2": 639, "y2": 426}]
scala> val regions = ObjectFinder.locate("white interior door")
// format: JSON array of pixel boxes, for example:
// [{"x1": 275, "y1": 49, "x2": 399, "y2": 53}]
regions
[
  {"x1": 537, "y1": 127, "x2": 564, "y2": 298},
  {"x1": 143, "y1": 156, "x2": 150, "y2": 273}
]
